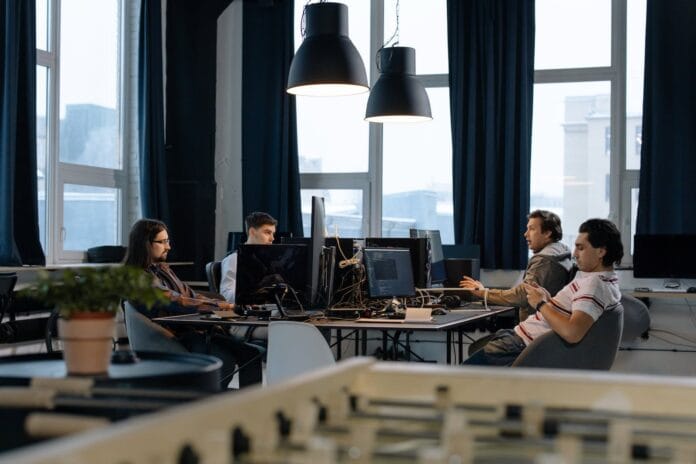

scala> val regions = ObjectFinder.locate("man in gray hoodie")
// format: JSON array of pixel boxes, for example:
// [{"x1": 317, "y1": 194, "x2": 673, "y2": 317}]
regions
[{"x1": 459, "y1": 210, "x2": 573, "y2": 321}]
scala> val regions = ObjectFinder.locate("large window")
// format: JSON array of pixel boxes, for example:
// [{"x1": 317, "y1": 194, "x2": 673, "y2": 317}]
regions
[
  {"x1": 294, "y1": 0, "x2": 452, "y2": 242},
  {"x1": 531, "y1": 0, "x2": 646, "y2": 262},
  {"x1": 36, "y1": 0, "x2": 128, "y2": 262}
]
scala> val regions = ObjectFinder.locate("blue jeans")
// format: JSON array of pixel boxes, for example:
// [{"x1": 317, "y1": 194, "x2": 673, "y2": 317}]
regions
[{"x1": 462, "y1": 329, "x2": 527, "y2": 366}]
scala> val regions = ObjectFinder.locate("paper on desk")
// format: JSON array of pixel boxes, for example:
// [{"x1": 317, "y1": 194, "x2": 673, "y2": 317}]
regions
[{"x1": 212, "y1": 311, "x2": 237, "y2": 318}]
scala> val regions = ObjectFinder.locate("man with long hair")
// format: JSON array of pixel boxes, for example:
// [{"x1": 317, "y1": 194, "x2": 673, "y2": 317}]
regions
[{"x1": 124, "y1": 218, "x2": 262, "y2": 388}]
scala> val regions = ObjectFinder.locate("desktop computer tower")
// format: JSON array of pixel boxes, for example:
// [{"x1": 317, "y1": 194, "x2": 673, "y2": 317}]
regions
[{"x1": 445, "y1": 258, "x2": 480, "y2": 302}]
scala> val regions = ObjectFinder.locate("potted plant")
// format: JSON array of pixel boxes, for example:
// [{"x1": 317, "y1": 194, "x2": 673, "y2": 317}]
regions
[{"x1": 20, "y1": 266, "x2": 166, "y2": 375}]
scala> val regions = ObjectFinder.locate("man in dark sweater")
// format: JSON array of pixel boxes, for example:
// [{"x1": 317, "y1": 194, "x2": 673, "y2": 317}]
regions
[{"x1": 124, "y1": 218, "x2": 262, "y2": 389}]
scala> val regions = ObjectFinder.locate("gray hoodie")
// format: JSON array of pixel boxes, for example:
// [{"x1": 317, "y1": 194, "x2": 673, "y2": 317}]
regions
[{"x1": 484, "y1": 241, "x2": 573, "y2": 320}]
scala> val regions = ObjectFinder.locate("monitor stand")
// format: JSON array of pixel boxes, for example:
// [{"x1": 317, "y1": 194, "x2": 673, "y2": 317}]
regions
[{"x1": 269, "y1": 284, "x2": 311, "y2": 322}]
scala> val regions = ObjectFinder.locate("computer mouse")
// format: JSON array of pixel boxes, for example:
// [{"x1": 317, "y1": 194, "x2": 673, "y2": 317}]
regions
[
  {"x1": 431, "y1": 307, "x2": 448, "y2": 316},
  {"x1": 687, "y1": 287, "x2": 696, "y2": 293}
]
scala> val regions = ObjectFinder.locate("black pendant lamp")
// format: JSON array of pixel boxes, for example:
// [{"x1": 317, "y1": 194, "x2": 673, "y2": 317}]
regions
[
  {"x1": 287, "y1": 2, "x2": 368, "y2": 97},
  {"x1": 365, "y1": 46, "x2": 432, "y2": 122}
]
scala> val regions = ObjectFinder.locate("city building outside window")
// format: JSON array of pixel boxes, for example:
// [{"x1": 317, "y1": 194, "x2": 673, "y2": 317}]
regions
[{"x1": 36, "y1": 0, "x2": 132, "y2": 263}]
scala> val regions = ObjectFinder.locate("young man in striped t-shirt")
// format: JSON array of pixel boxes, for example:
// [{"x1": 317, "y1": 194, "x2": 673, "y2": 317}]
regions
[{"x1": 463, "y1": 218, "x2": 623, "y2": 366}]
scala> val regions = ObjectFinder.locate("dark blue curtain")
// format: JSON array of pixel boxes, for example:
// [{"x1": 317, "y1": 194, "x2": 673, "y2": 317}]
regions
[
  {"x1": 447, "y1": 0, "x2": 534, "y2": 270},
  {"x1": 165, "y1": 0, "x2": 230, "y2": 280},
  {"x1": 636, "y1": 0, "x2": 696, "y2": 234},
  {"x1": 242, "y1": 0, "x2": 303, "y2": 236},
  {"x1": 138, "y1": 0, "x2": 169, "y2": 222},
  {"x1": 0, "y1": 0, "x2": 45, "y2": 265}
]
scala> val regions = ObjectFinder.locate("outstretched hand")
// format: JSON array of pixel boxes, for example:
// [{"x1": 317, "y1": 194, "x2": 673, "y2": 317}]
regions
[{"x1": 459, "y1": 276, "x2": 483, "y2": 290}]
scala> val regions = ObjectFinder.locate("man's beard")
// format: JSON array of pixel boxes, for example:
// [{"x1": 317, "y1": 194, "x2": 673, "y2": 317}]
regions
[{"x1": 155, "y1": 253, "x2": 168, "y2": 262}]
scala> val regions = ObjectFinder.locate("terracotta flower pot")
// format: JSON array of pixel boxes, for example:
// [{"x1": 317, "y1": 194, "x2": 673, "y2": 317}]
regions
[{"x1": 58, "y1": 313, "x2": 116, "y2": 375}]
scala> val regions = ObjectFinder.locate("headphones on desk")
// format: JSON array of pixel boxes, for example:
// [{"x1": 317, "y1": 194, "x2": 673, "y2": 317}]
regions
[{"x1": 440, "y1": 295, "x2": 461, "y2": 308}]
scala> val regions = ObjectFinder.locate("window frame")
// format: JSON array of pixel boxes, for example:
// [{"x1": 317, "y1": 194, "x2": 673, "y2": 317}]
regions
[
  {"x1": 39, "y1": 0, "x2": 130, "y2": 263},
  {"x1": 533, "y1": 0, "x2": 638, "y2": 265},
  {"x1": 297, "y1": 0, "x2": 452, "y2": 240}
]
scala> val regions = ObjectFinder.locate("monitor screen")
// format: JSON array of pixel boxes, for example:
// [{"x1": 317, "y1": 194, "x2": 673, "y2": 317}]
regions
[
  {"x1": 363, "y1": 248, "x2": 416, "y2": 298},
  {"x1": 235, "y1": 244, "x2": 309, "y2": 307},
  {"x1": 364, "y1": 237, "x2": 430, "y2": 288},
  {"x1": 409, "y1": 229, "x2": 446, "y2": 284},
  {"x1": 633, "y1": 234, "x2": 696, "y2": 278}
]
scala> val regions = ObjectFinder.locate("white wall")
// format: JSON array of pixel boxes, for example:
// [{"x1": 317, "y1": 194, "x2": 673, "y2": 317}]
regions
[{"x1": 214, "y1": 2, "x2": 244, "y2": 260}]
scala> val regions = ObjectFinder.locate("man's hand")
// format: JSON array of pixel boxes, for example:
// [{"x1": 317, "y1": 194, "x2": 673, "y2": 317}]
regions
[
  {"x1": 522, "y1": 282, "x2": 551, "y2": 307},
  {"x1": 459, "y1": 276, "x2": 483, "y2": 290},
  {"x1": 217, "y1": 301, "x2": 235, "y2": 311},
  {"x1": 178, "y1": 296, "x2": 201, "y2": 307}
]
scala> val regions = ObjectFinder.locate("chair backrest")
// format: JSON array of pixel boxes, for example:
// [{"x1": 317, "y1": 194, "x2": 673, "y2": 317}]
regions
[
  {"x1": 205, "y1": 261, "x2": 222, "y2": 294},
  {"x1": 620, "y1": 294, "x2": 650, "y2": 342},
  {"x1": 122, "y1": 301, "x2": 188, "y2": 354},
  {"x1": 266, "y1": 321, "x2": 335, "y2": 386},
  {"x1": 0, "y1": 272, "x2": 17, "y2": 322},
  {"x1": 512, "y1": 304, "x2": 624, "y2": 370}
]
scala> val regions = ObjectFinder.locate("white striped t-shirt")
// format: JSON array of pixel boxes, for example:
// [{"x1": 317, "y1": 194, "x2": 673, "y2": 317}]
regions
[{"x1": 514, "y1": 270, "x2": 621, "y2": 345}]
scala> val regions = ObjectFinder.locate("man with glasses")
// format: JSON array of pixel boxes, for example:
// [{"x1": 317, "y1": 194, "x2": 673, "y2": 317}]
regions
[{"x1": 124, "y1": 218, "x2": 262, "y2": 388}]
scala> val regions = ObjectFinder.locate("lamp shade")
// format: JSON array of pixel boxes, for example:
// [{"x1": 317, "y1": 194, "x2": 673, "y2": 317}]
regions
[
  {"x1": 287, "y1": 2, "x2": 368, "y2": 96},
  {"x1": 365, "y1": 47, "x2": 432, "y2": 122}
]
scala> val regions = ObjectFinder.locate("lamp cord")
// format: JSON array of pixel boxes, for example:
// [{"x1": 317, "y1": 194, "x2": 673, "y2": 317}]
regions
[
  {"x1": 383, "y1": 0, "x2": 401, "y2": 48},
  {"x1": 376, "y1": 0, "x2": 401, "y2": 73}
]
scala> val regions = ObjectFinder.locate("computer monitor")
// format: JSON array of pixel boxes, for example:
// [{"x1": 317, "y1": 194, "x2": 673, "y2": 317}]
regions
[
  {"x1": 309, "y1": 196, "x2": 336, "y2": 308},
  {"x1": 363, "y1": 248, "x2": 416, "y2": 298},
  {"x1": 364, "y1": 237, "x2": 430, "y2": 288},
  {"x1": 409, "y1": 229, "x2": 446, "y2": 285},
  {"x1": 284, "y1": 236, "x2": 357, "y2": 307},
  {"x1": 235, "y1": 244, "x2": 309, "y2": 309},
  {"x1": 633, "y1": 234, "x2": 696, "y2": 278}
]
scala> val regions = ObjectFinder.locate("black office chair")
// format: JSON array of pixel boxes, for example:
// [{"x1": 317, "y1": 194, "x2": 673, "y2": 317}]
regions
[
  {"x1": 0, "y1": 273, "x2": 18, "y2": 324},
  {"x1": 512, "y1": 305, "x2": 624, "y2": 370},
  {"x1": 205, "y1": 261, "x2": 222, "y2": 294}
]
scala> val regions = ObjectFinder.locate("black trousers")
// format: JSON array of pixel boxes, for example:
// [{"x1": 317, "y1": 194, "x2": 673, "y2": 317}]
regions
[{"x1": 180, "y1": 331, "x2": 263, "y2": 389}]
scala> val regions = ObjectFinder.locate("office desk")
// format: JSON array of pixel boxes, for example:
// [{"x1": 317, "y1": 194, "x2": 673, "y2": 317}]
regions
[
  {"x1": 154, "y1": 305, "x2": 514, "y2": 364},
  {"x1": 628, "y1": 290, "x2": 696, "y2": 300}
]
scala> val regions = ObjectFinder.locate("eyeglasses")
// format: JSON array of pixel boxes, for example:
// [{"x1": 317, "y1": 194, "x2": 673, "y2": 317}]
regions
[{"x1": 151, "y1": 239, "x2": 171, "y2": 245}]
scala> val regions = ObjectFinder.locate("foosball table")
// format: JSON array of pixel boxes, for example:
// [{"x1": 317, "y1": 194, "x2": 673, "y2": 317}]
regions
[{"x1": 6, "y1": 357, "x2": 696, "y2": 463}]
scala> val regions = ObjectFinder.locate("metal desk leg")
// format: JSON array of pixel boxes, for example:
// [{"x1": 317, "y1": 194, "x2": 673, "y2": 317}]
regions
[
  {"x1": 392, "y1": 331, "x2": 402, "y2": 361},
  {"x1": 382, "y1": 331, "x2": 388, "y2": 359},
  {"x1": 458, "y1": 329, "x2": 464, "y2": 364},
  {"x1": 336, "y1": 329, "x2": 343, "y2": 361},
  {"x1": 405, "y1": 331, "x2": 412, "y2": 361},
  {"x1": 361, "y1": 329, "x2": 367, "y2": 355},
  {"x1": 446, "y1": 331, "x2": 452, "y2": 364}
]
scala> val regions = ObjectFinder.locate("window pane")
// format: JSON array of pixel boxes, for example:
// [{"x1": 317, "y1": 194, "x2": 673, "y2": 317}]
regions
[
  {"x1": 37, "y1": 66, "x2": 49, "y2": 250},
  {"x1": 294, "y1": 0, "x2": 369, "y2": 173},
  {"x1": 296, "y1": 94, "x2": 369, "y2": 173},
  {"x1": 530, "y1": 82, "x2": 611, "y2": 250},
  {"x1": 382, "y1": 88, "x2": 453, "y2": 244},
  {"x1": 63, "y1": 184, "x2": 120, "y2": 250},
  {"x1": 627, "y1": 0, "x2": 647, "y2": 170},
  {"x1": 535, "y1": 0, "x2": 611, "y2": 69},
  {"x1": 36, "y1": 0, "x2": 49, "y2": 51},
  {"x1": 59, "y1": 0, "x2": 120, "y2": 169},
  {"x1": 301, "y1": 190, "x2": 364, "y2": 238},
  {"x1": 383, "y1": 0, "x2": 448, "y2": 74}
]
